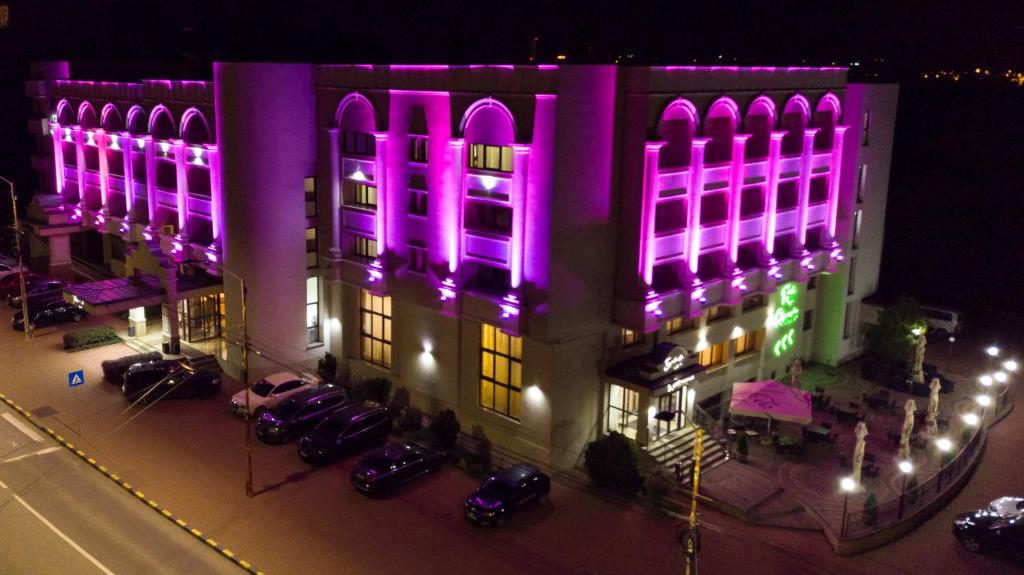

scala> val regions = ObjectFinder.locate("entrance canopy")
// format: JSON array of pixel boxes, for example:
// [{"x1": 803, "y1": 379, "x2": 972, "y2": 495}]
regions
[
  {"x1": 64, "y1": 273, "x2": 221, "y2": 315},
  {"x1": 729, "y1": 381, "x2": 812, "y2": 425}
]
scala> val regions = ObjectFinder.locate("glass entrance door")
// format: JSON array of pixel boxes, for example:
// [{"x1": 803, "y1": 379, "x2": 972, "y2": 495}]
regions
[
  {"x1": 606, "y1": 384, "x2": 640, "y2": 440},
  {"x1": 654, "y1": 386, "x2": 687, "y2": 440},
  {"x1": 178, "y1": 293, "x2": 224, "y2": 343}
]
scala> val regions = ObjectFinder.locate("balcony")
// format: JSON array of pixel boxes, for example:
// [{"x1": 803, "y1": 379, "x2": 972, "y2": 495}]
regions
[
  {"x1": 342, "y1": 207, "x2": 376, "y2": 236},
  {"x1": 463, "y1": 229, "x2": 511, "y2": 266}
]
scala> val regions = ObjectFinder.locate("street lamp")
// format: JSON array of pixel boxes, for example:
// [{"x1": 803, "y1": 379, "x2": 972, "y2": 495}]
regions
[
  {"x1": 840, "y1": 476, "x2": 857, "y2": 537},
  {"x1": 993, "y1": 371, "x2": 1008, "y2": 384},
  {"x1": 1, "y1": 175, "x2": 32, "y2": 341},
  {"x1": 935, "y1": 438, "x2": 954, "y2": 491},
  {"x1": 898, "y1": 459, "x2": 914, "y2": 519},
  {"x1": 961, "y1": 412, "x2": 980, "y2": 427},
  {"x1": 975, "y1": 394, "x2": 993, "y2": 408},
  {"x1": 1004, "y1": 360, "x2": 1018, "y2": 372},
  {"x1": 978, "y1": 374, "x2": 993, "y2": 387},
  {"x1": 986, "y1": 346, "x2": 1000, "y2": 357}
]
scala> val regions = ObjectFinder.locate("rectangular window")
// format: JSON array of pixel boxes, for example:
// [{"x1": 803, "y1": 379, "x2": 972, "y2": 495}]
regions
[
  {"x1": 847, "y1": 257, "x2": 857, "y2": 295},
  {"x1": 409, "y1": 136, "x2": 429, "y2": 164},
  {"x1": 306, "y1": 276, "x2": 321, "y2": 344},
  {"x1": 621, "y1": 328, "x2": 644, "y2": 347},
  {"x1": 474, "y1": 265, "x2": 510, "y2": 293},
  {"x1": 354, "y1": 236, "x2": 377, "y2": 259},
  {"x1": 408, "y1": 190, "x2": 428, "y2": 217},
  {"x1": 305, "y1": 176, "x2": 317, "y2": 217},
  {"x1": 360, "y1": 290, "x2": 392, "y2": 369},
  {"x1": 707, "y1": 305, "x2": 732, "y2": 323},
  {"x1": 861, "y1": 111, "x2": 871, "y2": 146},
  {"x1": 804, "y1": 309, "x2": 815, "y2": 331},
  {"x1": 343, "y1": 131, "x2": 376, "y2": 156},
  {"x1": 480, "y1": 323, "x2": 522, "y2": 420},
  {"x1": 698, "y1": 341, "x2": 726, "y2": 368},
  {"x1": 305, "y1": 227, "x2": 318, "y2": 269},
  {"x1": 469, "y1": 143, "x2": 513, "y2": 173},
  {"x1": 409, "y1": 245, "x2": 427, "y2": 274},
  {"x1": 666, "y1": 316, "x2": 697, "y2": 335},
  {"x1": 852, "y1": 209, "x2": 863, "y2": 249},
  {"x1": 477, "y1": 204, "x2": 512, "y2": 234},
  {"x1": 856, "y1": 164, "x2": 867, "y2": 203},
  {"x1": 843, "y1": 301, "x2": 854, "y2": 340},
  {"x1": 741, "y1": 294, "x2": 766, "y2": 312},
  {"x1": 350, "y1": 183, "x2": 377, "y2": 209},
  {"x1": 807, "y1": 276, "x2": 818, "y2": 291},
  {"x1": 734, "y1": 328, "x2": 764, "y2": 356},
  {"x1": 606, "y1": 383, "x2": 639, "y2": 440}
]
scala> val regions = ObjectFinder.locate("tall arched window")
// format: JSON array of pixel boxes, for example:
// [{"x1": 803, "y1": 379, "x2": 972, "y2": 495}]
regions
[
  {"x1": 78, "y1": 101, "x2": 98, "y2": 130},
  {"x1": 149, "y1": 106, "x2": 176, "y2": 140},
  {"x1": 657, "y1": 98, "x2": 699, "y2": 170},
  {"x1": 780, "y1": 95, "x2": 810, "y2": 156},
  {"x1": 55, "y1": 99, "x2": 74, "y2": 126},
  {"x1": 180, "y1": 108, "x2": 211, "y2": 145},
  {"x1": 462, "y1": 98, "x2": 516, "y2": 172},
  {"x1": 101, "y1": 104, "x2": 123, "y2": 132},
  {"x1": 813, "y1": 93, "x2": 842, "y2": 152},
  {"x1": 336, "y1": 94, "x2": 377, "y2": 158},
  {"x1": 126, "y1": 106, "x2": 147, "y2": 135},
  {"x1": 704, "y1": 97, "x2": 739, "y2": 165},
  {"x1": 744, "y1": 96, "x2": 776, "y2": 161}
]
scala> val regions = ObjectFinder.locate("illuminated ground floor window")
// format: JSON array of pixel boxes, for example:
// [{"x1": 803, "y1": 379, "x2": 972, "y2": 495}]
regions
[
  {"x1": 480, "y1": 323, "x2": 522, "y2": 420},
  {"x1": 606, "y1": 383, "x2": 639, "y2": 440}
]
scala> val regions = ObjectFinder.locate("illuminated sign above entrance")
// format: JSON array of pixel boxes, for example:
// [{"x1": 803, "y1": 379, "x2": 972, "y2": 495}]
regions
[{"x1": 771, "y1": 283, "x2": 800, "y2": 357}]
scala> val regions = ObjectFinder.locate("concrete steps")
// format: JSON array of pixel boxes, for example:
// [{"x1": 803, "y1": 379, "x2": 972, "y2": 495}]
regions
[{"x1": 645, "y1": 425, "x2": 731, "y2": 481}]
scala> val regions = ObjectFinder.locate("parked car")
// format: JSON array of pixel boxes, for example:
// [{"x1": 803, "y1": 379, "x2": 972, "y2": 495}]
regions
[
  {"x1": 297, "y1": 402, "x2": 391, "y2": 466},
  {"x1": 0, "y1": 272, "x2": 43, "y2": 298},
  {"x1": 463, "y1": 464, "x2": 551, "y2": 526},
  {"x1": 8, "y1": 278, "x2": 66, "y2": 308},
  {"x1": 255, "y1": 386, "x2": 349, "y2": 444},
  {"x1": 953, "y1": 496, "x2": 1024, "y2": 554},
  {"x1": 0, "y1": 260, "x2": 27, "y2": 281},
  {"x1": 11, "y1": 298, "x2": 86, "y2": 331},
  {"x1": 122, "y1": 361, "x2": 222, "y2": 403},
  {"x1": 921, "y1": 305, "x2": 962, "y2": 336},
  {"x1": 351, "y1": 440, "x2": 445, "y2": 497},
  {"x1": 229, "y1": 371, "x2": 319, "y2": 417}
]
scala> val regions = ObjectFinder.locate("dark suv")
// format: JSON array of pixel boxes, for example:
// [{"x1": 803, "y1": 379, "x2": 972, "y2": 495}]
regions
[
  {"x1": 8, "y1": 278, "x2": 66, "y2": 307},
  {"x1": 464, "y1": 464, "x2": 551, "y2": 526},
  {"x1": 122, "y1": 360, "x2": 221, "y2": 403},
  {"x1": 12, "y1": 298, "x2": 86, "y2": 330},
  {"x1": 298, "y1": 402, "x2": 392, "y2": 466},
  {"x1": 256, "y1": 386, "x2": 349, "y2": 444}
]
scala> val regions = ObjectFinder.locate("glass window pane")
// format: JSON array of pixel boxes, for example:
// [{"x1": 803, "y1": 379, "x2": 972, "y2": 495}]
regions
[
  {"x1": 383, "y1": 344, "x2": 391, "y2": 368},
  {"x1": 501, "y1": 147, "x2": 513, "y2": 172},
  {"x1": 494, "y1": 385, "x2": 508, "y2": 414},
  {"x1": 482, "y1": 324, "x2": 494, "y2": 350},
  {"x1": 306, "y1": 276, "x2": 318, "y2": 305},
  {"x1": 609, "y1": 384, "x2": 624, "y2": 409},
  {"x1": 361, "y1": 289, "x2": 371, "y2": 309},
  {"x1": 496, "y1": 331, "x2": 509, "y2": 355},
  {"x1": 373, "y1": 340, "x2": 383, "y2": 363},
  {"x1": 362, "y1": 336, "x2": 371, "y2": 359},
  {"x1": 480, "y1": 379, "x2": 493, "y2": 409},
  {"x1": 482, "y1": 351, "x2": 494, "y2": 378},
  {"x1": 306, "y1": 303, "x2": 318, "y2": 329},
  {"x1": 372, "y1": 314, "x2": 383, "y2": 338},
  {"x1": 372, "y1": 295, "x2": 382, "y2": 314},
  {"x1": 383, "y1": 318, "x2": 391, "y2": 342},
  {"x1": 383, "y1": 296, "x2": 391, "y2": 317},
  {"x1": 510, "y1": 335, "x2": 522, "y2": 359},
  {"x1": 361, "y1": 311, "x2": 372, "y2": 335},
  {"x1": 495, "y1": 356, "x2": 508, "y2": 384},
  {"x1": 485, "y1": 146, "x2": 500, "y2": 170},
  {"x1": 510, "y1": 390, "x2": 521, "y2": 419},
  {"x1": 511, "y1": 362, "x2": 521, "y2": 389}
]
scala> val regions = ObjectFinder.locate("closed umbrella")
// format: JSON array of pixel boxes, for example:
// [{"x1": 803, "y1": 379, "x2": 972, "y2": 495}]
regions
[
  {"x1": 899, "y1": 398, "x2": 916, "y2": 460},
  {"x1": 852, "y1": 421, "x2": 869, "y2": 484},
  {"x1": 912, "y1": 334, "x2": 926, "y2": 384},
  {"x1": 926, "y1": 377, "x2": 941, "y2": 436}
]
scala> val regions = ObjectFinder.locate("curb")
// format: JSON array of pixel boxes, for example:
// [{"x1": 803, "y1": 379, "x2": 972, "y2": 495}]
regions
[{"x1": 0, "y1": 392, "x2": 265, "y2": 575}]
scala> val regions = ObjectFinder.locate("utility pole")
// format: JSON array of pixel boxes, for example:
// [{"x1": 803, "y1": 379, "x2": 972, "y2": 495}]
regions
[
  {"x1": 240, "y1": 275, "x2": 254, "y2": 497},
  {"x1": 685, "y1": 427, "x2": 704, "y2": 575},
  {"x1": 1, "y1": 176, "x2": 31, "y2": 340}
]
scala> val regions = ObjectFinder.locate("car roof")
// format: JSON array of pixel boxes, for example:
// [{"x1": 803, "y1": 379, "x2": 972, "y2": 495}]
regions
[
  {"x1": 128, "y1": 360, "x2": 186, "y2": 373},
  {"x1": 259, "y1": 371, "x2": 312, "y2": 386},
  {"x1": 325, "y1": 401, "x2": 381, "y2": 422},
  {"x1": 493, "y1": 464, "x2": 541, "y2": 484},
  {"x1": 282, "y1": 385, "x2": 344, "y2": 405}
]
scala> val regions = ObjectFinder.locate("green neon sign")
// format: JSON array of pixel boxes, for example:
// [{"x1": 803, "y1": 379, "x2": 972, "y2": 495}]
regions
[{"x1": 772, "y1": 283, "x2": 800, "y2": 357}]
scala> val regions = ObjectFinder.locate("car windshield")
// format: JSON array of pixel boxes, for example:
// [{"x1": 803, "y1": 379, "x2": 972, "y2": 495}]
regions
[
  {"x1": 316, "y1": 416, "x2": 348, "y2": 437},
  {"x1": 479, "y1": 480, "x2": 511, "y2": 499},
  {"x1": 274, "y1": 399, "x2": 302, "y2": 419},
  {"x1": 250, "y1": 380, "x2": 274, "y2": 397},
  {"x1": 363, "y1": 455, "x2": 396, "y2": 471}
]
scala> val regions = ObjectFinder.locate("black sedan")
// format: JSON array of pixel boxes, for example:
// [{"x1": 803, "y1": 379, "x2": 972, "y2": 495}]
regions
[
  {"x1": 464, "y1": 463, "x2": 551, "y2": 526},
  {"x1": 122, "y1": 363, "x2": 222, "y2": 403},
  {"x1": 351, "y1": 440, "x2": 445, "y2": 497},
  {"x1": 255, "y1": 386, "x2": 350, "y2": 444},
  {"x1": 953, "y1": 496, "x2": 1024, "y2": 554},
  {"x1": 8, "y1": 278, "x2": 66, "y2": 308},
  {"x1": 12, "y1": 298, "x2": 86, "y2": 330}
]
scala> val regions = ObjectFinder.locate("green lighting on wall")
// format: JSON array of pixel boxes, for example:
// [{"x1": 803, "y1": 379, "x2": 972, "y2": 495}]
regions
[{"x1": 772, "y1": 283, "x2": 800, "y2": 357}]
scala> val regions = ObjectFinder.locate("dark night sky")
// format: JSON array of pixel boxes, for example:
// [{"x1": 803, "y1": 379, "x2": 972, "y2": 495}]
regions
[{"x1": 1, "y1": 0, "x2": 1023, "y2": 329}]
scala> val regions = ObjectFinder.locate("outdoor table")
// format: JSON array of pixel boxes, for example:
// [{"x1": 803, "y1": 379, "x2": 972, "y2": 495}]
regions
[
  {"x1": 744, "y1": 429, "x2": 760, "y2": 438},
  {"x1": 835, "y1": 406, "x2": 858, "y2": 421},
  {"x1": 806, "y1": 426, "x2": 832, "y2": 440}
]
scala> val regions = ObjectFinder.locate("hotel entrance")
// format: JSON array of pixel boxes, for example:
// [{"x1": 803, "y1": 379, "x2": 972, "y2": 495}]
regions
[
  {"x1": 177, "y1": 293, "x2": 225, "y2": 343},
  {"x1": 652, "y1": 377, "x2": 695, "y2": 441}
]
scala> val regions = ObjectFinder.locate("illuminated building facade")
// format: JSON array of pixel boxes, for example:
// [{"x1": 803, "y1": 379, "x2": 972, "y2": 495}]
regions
[{"x1": 24, "y1": 62, "x2": 896, "y2": 468}]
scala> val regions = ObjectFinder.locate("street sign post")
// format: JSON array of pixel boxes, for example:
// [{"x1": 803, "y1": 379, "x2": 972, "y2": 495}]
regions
[{"x1": 68, "y1": 370, "x2": 85, "y2": 387}]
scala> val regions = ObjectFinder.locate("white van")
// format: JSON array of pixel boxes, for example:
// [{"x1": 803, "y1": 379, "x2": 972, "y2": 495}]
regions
[{"x1": 920, "y1": 305, "x2": 962, "y2": 335}]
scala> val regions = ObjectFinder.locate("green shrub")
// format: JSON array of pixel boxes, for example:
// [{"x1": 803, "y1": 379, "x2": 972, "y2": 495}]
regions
[
  {"x1": 350, "y1": 377, "x2": 392, "y2": 405},
  {"x1": 63, "y1": 326, "x2": 119, "y2": 350},
  {"x1": 429, "y1": 409, "x2": 461, "y2": 449},
  {"x1": 387, "y1": 387, "x2": 411, "y2": 418},
  {"x1": 584, "y1": 431, "x2": 644, "y2": 494},
  {"x1": 862, "y1": 491, "x2": 878, "y2": 526},
  {"x1": 317, "y1": 352, "x2": 338, "y2": 383},
  {"x1": 399, "y1": 405, "x2": 423, "y2": 432},
  {"x1": 101, "y1": 352, "x2": 163, "y2": 384}
]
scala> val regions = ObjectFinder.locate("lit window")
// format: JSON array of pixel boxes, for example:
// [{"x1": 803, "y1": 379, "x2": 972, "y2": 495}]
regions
[
  {"x1": 621, "y1": 328, "x2": 644, "y2": 347},
  {"x1": 698, "y1": 341, "x2": 727, "y2": 367},
  {"x1": 305, "y1": 176, "x2": 317, "y2": 217},
  {"x1": 666, "y1": 316, "x2": 697, "y2": 335},
  {"x1": 480, "y1": 323, "x2": 522, "y2": 420},
  {"x1": 408, "y1": 190, "x2": 428, "y2": 217},
  {"x1": 306, "y1": 227, "x2": 318, "y2": 269},
  {"x1": 350, "y1": 183, "x2": 377, "y2": 209},
  {"x1": 360, "y1": 290, "x2": 392, "y2": 368},
  {"x1": 409, "y1": 245, "x2": 427, "y2": 274},
  {"x1": 741, "y1": 294, "x2": 766, "y2": 311},
  {"x1": 307, "y1": 277, "x2": 321, "y2": 344},
  {"x1": 606, "y1": 383, "x2": 639, "y2": 440},
  {"x1": 734, "y1": 328, "x2": 764, "y2": 356},
  {"x1": 469, "y1": 143, "x2": 513, "y2": 173},
  {"x1": 343, "y1": 131, "x2": 376, "y2": 156},
  {"x1": 354, "y1": 236, "x2": 377, "y2": 259},
  {"x1": 409, "y1": 136, "x2": 429, "y2": 163}
]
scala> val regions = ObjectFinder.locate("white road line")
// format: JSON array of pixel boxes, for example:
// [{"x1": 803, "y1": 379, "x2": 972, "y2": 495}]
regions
[
  {"x1": 11, "y1": 492, "x2": 117, "y2": 575},
  {"x1": 1, "y1": 413, "x2": 44, "y2": 442},
  {"x1": 4, "y1": 446, "x2": 63, "y2": 463}
]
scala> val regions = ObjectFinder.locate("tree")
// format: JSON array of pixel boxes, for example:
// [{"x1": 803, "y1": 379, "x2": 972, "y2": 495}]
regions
[
  {"x1": 864, "y1": 295, "x2": 927, "y2": 372},
  {"x1": 584, "y1": 431, "x2": 645, "y2": 494},
  {"x1": 429, "y1": 409, "x2": 461, "y2": 449}
]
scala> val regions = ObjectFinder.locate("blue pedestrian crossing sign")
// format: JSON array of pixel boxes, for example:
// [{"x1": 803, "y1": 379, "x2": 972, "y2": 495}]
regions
[{"x1": 68, "y1": 370, "x2": 85, "y2": 387}]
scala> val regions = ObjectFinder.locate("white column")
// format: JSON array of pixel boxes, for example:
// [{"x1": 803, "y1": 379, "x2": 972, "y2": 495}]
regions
[
  {"x1": 172, "y1": 138, "x2": 189, "y2": 239},
  {"x1": 640, "y1": 142, "x2": 665, "y2": 286},
  {"x1": 762, "y1": 132, "x2": 786, "y2": 257},
  {"x1": 144, "y1": 136, "x2": 157, "y2": 226},
  {"x1": 373, "y1": 132, "x2": 389, "y2": 259},
  {"x1": 727, "y1": 134, "x2": 751, "y2": 264},
  {"x1": 120, "y1": 131, "x2": 134, "y2": 219},
  {"x1": 510, "y1": 144, "x2": 531, "y2": 289},
  {"x1": 74, "y1": 127, "x2": 86, "y2": 211},
  {"x1": 827, "y1": 126, "x2": 850, "y2": 239},
  {"x1": 796, "y1": 128, "x2": 820, "y2": 247},
  {"x1": 687, "y1": 138, "x2": 710, "y2": 275},
  {"x1": 326, "y1": 128, "x2": 342, "y2": 259}
]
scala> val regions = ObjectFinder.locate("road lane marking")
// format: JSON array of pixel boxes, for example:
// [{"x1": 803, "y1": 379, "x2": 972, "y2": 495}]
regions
[
  {"x1": 1, "y1": 412, "x2": 44, "y2": 442},
  {"x1": 11, "y1": 491, "x2": 117, "y2": 575},
  {"x1": 3, "y1": 446, "x2": 63, "y2": 463}
]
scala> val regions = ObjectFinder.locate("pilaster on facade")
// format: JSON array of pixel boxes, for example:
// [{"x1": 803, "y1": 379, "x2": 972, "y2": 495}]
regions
[
  {"x1": 206, "y1": 143, "x2": 222, "y2": 242},
  {"x1": 171, "y1": 138, "x2": 189, "y2": 241},
  {"x1": 447, "y1": 138, "x2": 465, "y2": 275},
  {"x1": 325, "y1": 127, "x2": 343, "y2": 261},
  {"x1": 687, "y1": 138, "x2": 710, "y2": 274},
  {"x1": 639, "y1": 141, "x2": 665, "y2": 286},
  {"x1": 74, "y1": 126, "x2": 86, "y2": 213},
  {"x1": 49, "y1": 122, "x2": 66, "y2": 197},
  {"x1": 120, "y1": 131, "x2": 135, "y2": 221},
  {"x1": 510, "y1": 143, "x2": 530, "y2": 290},
  {"x1": 143, "y1": 135, "x2": 157, "y2": 226},
  {"x1": 827, "y1": 126, "x2": 850, "y2": 239},
  {"x1": 796, "y1": 127, "x2": 820, "y2": 246},
  {"x1": 726, "y1": 134, "x2": 751, "y2": 265},
  {"x1": 373, "y1": 131, "x2": 389, "y2": 261},
  {"x1": 96, "y1": 128, "x2": 110, "y2": 213},
  {"x1": 763, "y1": 131, "x2": 786, "y2": 262}
]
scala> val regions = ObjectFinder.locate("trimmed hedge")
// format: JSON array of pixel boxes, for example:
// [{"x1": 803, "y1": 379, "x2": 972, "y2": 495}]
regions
[
  {"x1": 101, "y1": 352, "x2": 163, "y2": 384},
  {"x1": 63, "y1": 326, "x2": 120, "y2": 351},
  {"x1": 584, "y1": 431, "x2": 645, "y2": 494}
]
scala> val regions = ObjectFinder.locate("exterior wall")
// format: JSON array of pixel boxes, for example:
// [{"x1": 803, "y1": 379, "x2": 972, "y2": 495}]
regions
[{"x1": 215, "y1": 63, "x2": 316, "y2": 376}]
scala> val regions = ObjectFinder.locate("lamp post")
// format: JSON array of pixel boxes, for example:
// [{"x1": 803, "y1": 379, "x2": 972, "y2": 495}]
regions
[
  {"x1": 1, "y1": 176, "x2": 32, "y2": 341},
  {"x1": 897, "y1": 459, "x2": 914, "y2": 519},
  {"x1": 840, "y1": 476, "x2": 856, "y2": 537},
  {"x1": 657, "y1": 409, "x2": 702, "y2": 575},
  {"x1": 935, "y1": 437, "x2": 953, "y2": 492},
  {"x1": 986, "y1": 345, "x2": 999, "y2": 371}
]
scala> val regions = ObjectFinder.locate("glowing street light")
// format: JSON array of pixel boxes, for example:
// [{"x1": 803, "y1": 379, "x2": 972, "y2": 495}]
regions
[
  {"x1": 898, "y1": 460, "x2": 915, "y2": 518},
  {"x1": 839, "y1": 477, "x2": 857, "y2": 537},
  {"x1": 962, "y1": 412, "x2": 980, "y2": 427},
  {"x1": 975, "y1": 394, "x2": 993, "y2": 408},
  {"x1": 993, "y1": 371, "x2": 1008, "y2": 384},
  {"x1": 986, "y1": 346, "x2": 1000, "y2": 357},
  {"x1": 1003, "y1": 360, "x2": 1018, "y2": 372},
  {"x1": 978, "y1": 375, "x2": 993, "y2": 387},
  {"x1": 935, "y1": 437, "x2": 953, "y2": 453}
]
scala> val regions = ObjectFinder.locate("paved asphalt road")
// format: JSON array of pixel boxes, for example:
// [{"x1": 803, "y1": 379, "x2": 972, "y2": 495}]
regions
[
  {"x1": 0, "y1": 403, "x2": 241, "y2": 575},
  {"x1": 0, "y1": 310, "x2": 1022, "y2": 574}
]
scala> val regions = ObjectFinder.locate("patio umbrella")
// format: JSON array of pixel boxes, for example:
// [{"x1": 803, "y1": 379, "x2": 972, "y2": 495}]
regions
[
  {"x1": 899, "y1": 398, "x2": 916, "y2": 460},
  {"x1": 926, "y1": 377, "x2": 941, "y2": 436},
  {"x1": 912, "y1": 333, "x2": 926, "y2": 384},
  {"x1": 790, "y1": 358, "x2": 803, "y2": 389},
  {"x1": 852, "y1": 421, "x2": 869, "y2": 484}
]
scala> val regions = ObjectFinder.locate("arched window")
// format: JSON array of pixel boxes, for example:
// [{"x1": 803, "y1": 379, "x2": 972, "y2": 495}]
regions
[
  {"x1": 657, "y1": 98, "x2": 698, "y2": 170},
  {"x1": 813, "y1": 93, "x2": 842, "y2": 152},
  {"x1": 704, "y1": 97, "x2": 739, "y2": 165},
  {"x1": 780, "y1": 95, "x2": 810, "y2": 156},
  {"x1": 78, "y1": 101, "x2": 99, "y2": 130},
  {"x1": 149, "y1": 105, "x2": 176, "y2": 140},
  {"x1": 126, "y1": 106, "x2": 147, "y2": 136},
  {"x1": 55, "y1": 99, "x2": 74, "y2": 126},
  {"x1": 336, "y1": 93, "x2": 377, "y2": 157},
  {"x1": 101, "y1": 104, "x2": 123, "y2": 132},
  {"x1": 180, "y1": 108, "x2": 211, "y2": 145},
  {"x1": 744, "y1": 96, "x2": 776, "y2": 161},
  {"x1": 462, "y1": 98, "x2": 516, "y2": 172}
]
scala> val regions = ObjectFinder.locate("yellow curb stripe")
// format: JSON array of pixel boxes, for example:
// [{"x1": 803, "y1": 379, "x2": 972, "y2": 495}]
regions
[
  {"x1": 190, "y1": 528, "x2": 203, "y2": 537},
  {"x1": 109, "y1": 474, "x2": 119, "y2": 481},
  {"x1": 206, "y1": 538, "x2": 218, "y2": 547},
  {"x1": 147, "y1": 500, "x2": 159, "y2": 508},
  {"x1": 238, "y1": 560, "x2": 251, "y2": 569},
  {"x1": 161, "y1": 509, "x2": 173, "y2": 517},
  {"x1": 134, "y1": 491, "x2": 145, "y2": 499},
  {"x1": 221, "y1": 549, "x2": 235, "y2": 558}
]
